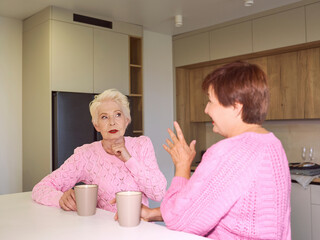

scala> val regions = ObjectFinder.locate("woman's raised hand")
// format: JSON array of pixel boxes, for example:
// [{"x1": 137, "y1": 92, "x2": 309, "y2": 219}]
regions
[{"x1": 163, "y1": 121, "x2": 196, "y2": 178}]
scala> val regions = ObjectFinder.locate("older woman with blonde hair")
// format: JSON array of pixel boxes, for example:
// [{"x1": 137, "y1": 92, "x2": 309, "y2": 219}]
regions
[{"x1": 32, "y1": 89, "x2": 167, "y2": 212}]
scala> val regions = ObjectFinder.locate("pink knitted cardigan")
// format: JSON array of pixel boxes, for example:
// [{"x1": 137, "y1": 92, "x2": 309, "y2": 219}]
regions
[
  {"x1": 160, "y1": 132, "x2": 291, "y2": 239},
  {"x1": 32, "y1": 136, "x2": 167, "y2": 212}
]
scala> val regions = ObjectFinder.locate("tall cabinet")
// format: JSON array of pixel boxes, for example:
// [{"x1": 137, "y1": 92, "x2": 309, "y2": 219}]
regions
[{"x1": 22, "y1": 6, "x2": 143, "y2": 191}]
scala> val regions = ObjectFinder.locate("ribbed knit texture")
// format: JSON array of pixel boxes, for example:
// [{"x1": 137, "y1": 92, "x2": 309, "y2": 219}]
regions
[
  {"x1": 32, "y1": 136, "x2": 167, "y2": 212},
  {"x1": 160, "y1": 132, "x2": 291, "y2": 239}
]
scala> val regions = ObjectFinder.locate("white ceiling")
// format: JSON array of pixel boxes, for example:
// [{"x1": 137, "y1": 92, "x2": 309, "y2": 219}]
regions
[{"x1": 0, "y1": 0, "x2": 302, "y2": 35}]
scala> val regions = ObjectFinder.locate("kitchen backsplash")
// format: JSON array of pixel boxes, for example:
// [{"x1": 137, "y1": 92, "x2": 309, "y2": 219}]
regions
[{"x1": 205, "y1": 120, "x2": 320, "y2": 165}]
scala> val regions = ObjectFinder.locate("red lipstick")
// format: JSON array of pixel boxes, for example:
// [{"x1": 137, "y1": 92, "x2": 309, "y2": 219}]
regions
[{"x1": 109, "y1": 130, "x2": 118, "y2": 134}]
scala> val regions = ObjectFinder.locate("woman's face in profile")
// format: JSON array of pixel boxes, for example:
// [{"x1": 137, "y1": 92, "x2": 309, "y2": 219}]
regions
[
  {"x1": 204, "y1": 85, "x2": 238, "y2": 137},
  {"x1": 94, "y1": 100, "x2": 129, "y2": 140}
]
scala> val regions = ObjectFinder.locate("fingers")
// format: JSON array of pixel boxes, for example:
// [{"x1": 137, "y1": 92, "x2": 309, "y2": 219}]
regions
[
  {"x1": 59, "y1": 189, "x2": 77, "y2": 211},
  {"x1": 173, "y1": 121, "x2": 186, "y2": 143},
  {"x1": 190, "y1": 140, "x2": 197, "y2": 152},
  {"x1": 114, "y1": 212, "x2": 118, "y2": 221},
  {"x1": 109, "y1": 198, "x2": 116, "y2": 204},
  {"x1": 167, "y1": 127, "x2": 178, "y2": 143}
]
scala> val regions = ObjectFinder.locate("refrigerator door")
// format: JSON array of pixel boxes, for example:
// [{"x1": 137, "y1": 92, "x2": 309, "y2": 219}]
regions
[{"x1": 52, "y1": 92, "x2": 96, "y2": 170}]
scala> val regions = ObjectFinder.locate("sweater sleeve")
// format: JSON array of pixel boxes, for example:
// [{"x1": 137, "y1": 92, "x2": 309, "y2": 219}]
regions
[
  {"x1": 160, "y1": 142, "x2": 260, "y2": 236},
  {"x1": 31, "y1": 153, "x2": 85, "y2": 208},
  {"x1": 125, "y1": 136, "x2": 167, "y2": 202}
]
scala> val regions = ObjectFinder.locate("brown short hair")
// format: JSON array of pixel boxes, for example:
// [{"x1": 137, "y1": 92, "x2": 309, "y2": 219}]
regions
[{"x1": 202, "y1": 61, "x2": 269, "y2": 124}]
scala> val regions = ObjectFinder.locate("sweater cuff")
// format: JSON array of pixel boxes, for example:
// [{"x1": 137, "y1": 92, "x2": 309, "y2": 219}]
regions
[
  {"x1": 51, "y1": 191, "x2": 64, "y2": 208},
  {"x1": 124, "y1": 156, "x2": 139, "y2": 174},
  {"x1": 171, "y1": 176, "x2": 189, "y2": 188}
]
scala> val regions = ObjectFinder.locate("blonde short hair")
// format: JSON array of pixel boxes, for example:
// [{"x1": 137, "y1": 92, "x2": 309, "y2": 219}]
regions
[{"x1": 89, "y1": 89, "x2": 131, "y2": 125}]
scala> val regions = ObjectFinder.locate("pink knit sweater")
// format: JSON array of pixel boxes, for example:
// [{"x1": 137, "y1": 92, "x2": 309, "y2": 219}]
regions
[
  {"x1": 32, "y1": 136, "x2": 167, "y2": 212},
  {"x1": 160, "y1": 132, "x2": 291, "y2": 239}
]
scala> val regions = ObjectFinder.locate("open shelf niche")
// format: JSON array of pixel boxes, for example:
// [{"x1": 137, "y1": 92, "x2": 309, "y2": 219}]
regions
[{"x1": 129, "y1": 37, "x2": 143, "y2": 136}]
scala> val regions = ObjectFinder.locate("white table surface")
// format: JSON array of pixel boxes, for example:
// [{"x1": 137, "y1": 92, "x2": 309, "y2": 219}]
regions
[{"x1": 0, "y1": 192, "x2": 205, "y2": 240}]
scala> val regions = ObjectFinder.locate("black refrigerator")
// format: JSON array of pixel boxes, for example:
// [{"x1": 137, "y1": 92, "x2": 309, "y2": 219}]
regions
[{"x1": 52, "y1": 91, "x2": 134, "y2": 170}]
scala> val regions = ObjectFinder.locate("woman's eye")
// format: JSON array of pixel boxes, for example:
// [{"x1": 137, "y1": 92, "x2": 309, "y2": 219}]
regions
[
  {"x1": 101, "y1": 115, "x2": 108, "y2": 119},
  {"x1": 115, "y1": 113, "x2": 121, "y2": 117}
]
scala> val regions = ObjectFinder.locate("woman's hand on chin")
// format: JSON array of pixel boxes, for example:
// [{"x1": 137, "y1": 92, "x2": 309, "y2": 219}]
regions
[{"x1": 109, "y1": 137, "x2": 131, "y2": 162}]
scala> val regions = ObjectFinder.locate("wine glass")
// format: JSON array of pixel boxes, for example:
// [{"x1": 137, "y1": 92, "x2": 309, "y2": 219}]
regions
[
  {"x1": 309, "y1": 147, "x2": 314, "y2": 162},
  {"x1": 301, "y1": 147, "x2": 306, "y2": 162}
]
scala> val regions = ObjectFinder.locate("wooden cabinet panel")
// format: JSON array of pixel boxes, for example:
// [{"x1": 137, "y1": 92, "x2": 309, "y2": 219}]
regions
[
  {"x1": 176, "y1": 68, "x2": 192, "y2": 142},
  {"x1": 279, "y1": 52, "x2": 305, "y2": 119},
  {"x1": 306, "y1": 2, "x2": 320, "y2": 43},
  {"x1": 173, "y1": 32, "x2": 210, "y2": 67},
  {"x1": 94, "y1": 29, "x2": 129, "y2": 94},
  {"x1": 189, "y1": 66, "x2": 218, "y2": 122},
  {"x1": 189, "y1": 69, "x2": 207, "y2": 122},
  {"x1": 265, "y1": 55, "x2": 283, "y2": 120},
  {"x1": 252, "y1": 7, "x2": 306, "y2": 52},
  {"x1": 291, "y1": 183, "x2": 312, "y2": 240},
  {"x1": 51, "y1": 21, "x2": 94, "y2": 93},
  {"x1": 210, "y1": 21, "x2": 252, "y2": 60},
  {"x1": 305, "y1": 48, "x2": 320, "y2": 118}
]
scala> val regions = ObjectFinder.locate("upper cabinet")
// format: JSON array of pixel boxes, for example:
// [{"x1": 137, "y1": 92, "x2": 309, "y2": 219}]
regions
[
  {"x1": 252, "y1": 7, "x2": 306, "y2": 52},
  {"x1": 51, "y1": 21, "x2": 94, "y2": 93},
  {"x1": 173, "y1": 32, "x2": 210, "y2": 67},
  {"x1": 174, "y1": 2, "x2": 320, "y2": 68},
  {"x1": 51, "y1": 21, "x2": 130, "y2": 94},
  {"x1": 94, "y1": 29, "x2": 129, "y2": 94},
  {"x1": 306, "y1": 2, "x2": 320, "y2": 42},
  {"x1": 24, "y1": 6, "x2": 141, "y2": 94},
  {"x1": 210, "y1": 21, "x2": 252, "y2": 60}
]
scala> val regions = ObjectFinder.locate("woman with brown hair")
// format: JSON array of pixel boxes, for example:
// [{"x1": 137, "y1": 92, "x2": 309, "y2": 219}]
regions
[{"x1": 140, "y1": 61, "x2": 291, "y2": 239}]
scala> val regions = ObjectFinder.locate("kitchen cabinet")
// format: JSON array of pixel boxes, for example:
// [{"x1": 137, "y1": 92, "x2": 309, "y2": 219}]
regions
[
  {"x1": 186, "y1": 44, "x2": 320, "y2": 122},
  {"x1": 51, "y1": 20, "x2": 94, "y2": 93},
  {"x1": 306, "y1": 2, "x2": 320, "y2": 43},
  {"x1": 51, "y1": 21, "x2": 130, "y2": 94},
  {"x1": 209, "y1": 21, "x2": 252, "y2": 60},
  {"x1": 311, "y1": 185, "x2": 320, "y2": 239},
  {"x1": 304, "y1": 47, "x2": 320, "y2": 118},
  {"x1": 173, "y1": 32, "x2": 210, "y2": 67},
  {"x1": 291, "y1": 183, "x2": 312, "y2": 240},
  {"x1": 290, "y1": 183, "x2": 320, "y2": 240},
  {"x1": 94, "y1": 29, "x2": 129, "y2": 94},
  {"x1": 189, "y1": 65, "x2": 221, "y2": 122},
  {"x1": 252, "y1": 7, "x2": 306, "y2": 52},
  {"x1": 311, "y1": 205, "x2": 320, "y2": 240}
]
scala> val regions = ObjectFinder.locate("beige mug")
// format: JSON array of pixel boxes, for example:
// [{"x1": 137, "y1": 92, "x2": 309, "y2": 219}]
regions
[
  {"x1": 74, "y1": 184, "x2": 98, "y2": 216},
  {"x1": 116, "y1": 191, "x2": 142, "y2": 227}
]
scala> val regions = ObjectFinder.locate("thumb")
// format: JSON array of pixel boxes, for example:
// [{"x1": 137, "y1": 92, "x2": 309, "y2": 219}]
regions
[{"x1": 189, "y1": 140, "x2": 196, "y2": 151}]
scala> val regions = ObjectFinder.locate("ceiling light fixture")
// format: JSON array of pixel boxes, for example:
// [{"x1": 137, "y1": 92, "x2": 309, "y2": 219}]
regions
[
  {"x1": 175, "y1": 15, "x2": 183, "y2": 27},
  {"x1": 244, "y1": 0, "x2": 254, "y2": 7}
]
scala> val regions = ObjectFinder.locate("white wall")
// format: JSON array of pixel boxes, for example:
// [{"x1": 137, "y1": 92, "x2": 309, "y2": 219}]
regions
[
  {"x1": 0, "y1": 16, "x2": 22, "y2": 194},
  {"x1": 143, "y1": 30, "x2": 174, "y2": 209}
]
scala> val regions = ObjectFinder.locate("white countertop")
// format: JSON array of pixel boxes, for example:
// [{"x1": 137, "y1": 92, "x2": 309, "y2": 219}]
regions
[{"x1": 0, "y1": 192, "x2": 205, "y2": 240}]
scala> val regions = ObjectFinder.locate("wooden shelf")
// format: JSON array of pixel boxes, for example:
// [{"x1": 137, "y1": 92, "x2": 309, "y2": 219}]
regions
[
  {"x1": 129, "y1": 94, "x2": 142, "y2": 97},
  {"x1": 130, "y1": 64, "x2": 142, "y2": 68}
]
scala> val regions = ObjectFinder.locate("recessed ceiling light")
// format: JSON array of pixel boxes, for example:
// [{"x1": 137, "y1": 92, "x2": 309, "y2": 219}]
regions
[
  {"x1": 244, "y1": 0, "x2": 254, "y2": 7},
  {"x1": 175, "y1": 15, "x2": 183, "y2": 27}
]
